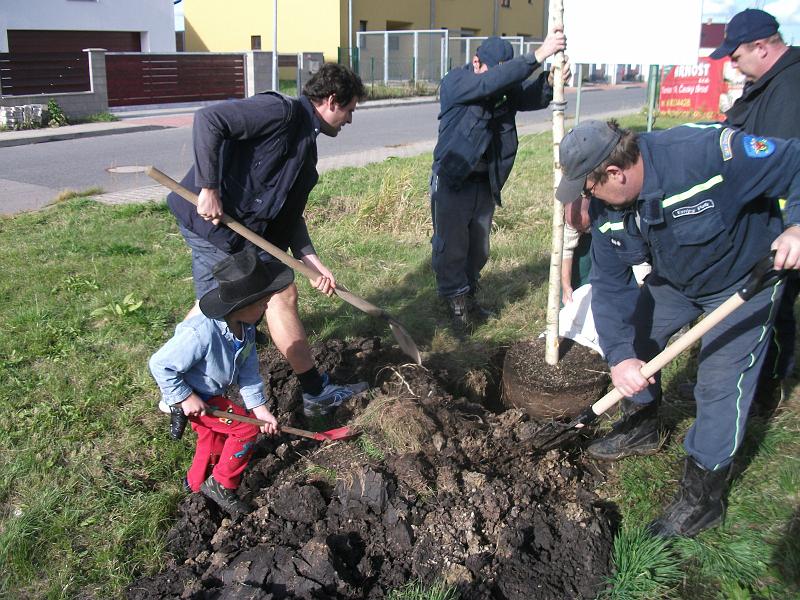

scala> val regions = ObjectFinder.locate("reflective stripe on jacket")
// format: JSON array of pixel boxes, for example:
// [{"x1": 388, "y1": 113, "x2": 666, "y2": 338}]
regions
[{"x1": 590, "y1": 124, "x2": 800, "y2": 365}]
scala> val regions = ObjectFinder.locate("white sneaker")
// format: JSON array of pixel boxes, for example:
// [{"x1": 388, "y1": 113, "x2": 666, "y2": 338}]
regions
[
  {"x1": 158, "y1": 399, "x2": 171, "y2": 414},
  {"x1": 302, "y1": 373, "x2": 368, "y2": 417}
]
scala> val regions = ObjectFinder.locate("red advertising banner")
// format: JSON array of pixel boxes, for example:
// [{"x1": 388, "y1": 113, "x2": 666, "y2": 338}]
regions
[{"x1": 659, "y1": 57, "x2": 744, "y2": 120}]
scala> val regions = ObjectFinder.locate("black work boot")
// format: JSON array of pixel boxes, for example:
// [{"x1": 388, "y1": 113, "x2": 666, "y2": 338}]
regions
[
  {"x1": 647, "y1": 457, "x2": 730, "y2": 538},
  {"x1": 466, "y1": 291, "x2": 495, "y2": 322},
  {"x1": 586, "y1": 398, "x2": 662, "y2": 461},
  {"x1": 447, "y1": 293, "x2": 471, "y2": 331},
  {"x1": 200, "y1": 475, "x2": 251, "y2": 516}
]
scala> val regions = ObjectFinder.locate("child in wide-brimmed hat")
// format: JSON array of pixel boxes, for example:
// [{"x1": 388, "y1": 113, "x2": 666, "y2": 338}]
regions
[{"x1": 149, "y1": 246, "x2": 294, "y2": 515}]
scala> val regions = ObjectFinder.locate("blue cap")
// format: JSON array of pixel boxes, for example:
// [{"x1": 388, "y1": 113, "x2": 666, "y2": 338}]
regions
[
  {"x1": 710, "y1": 9, "x2": 779, "y2": 59},
  {"x1": 556, "y1": 120, "x2": 622, "y2": 204},
  {"x1": 476, "y1": 37, "x2": 514, "y2": 67}
]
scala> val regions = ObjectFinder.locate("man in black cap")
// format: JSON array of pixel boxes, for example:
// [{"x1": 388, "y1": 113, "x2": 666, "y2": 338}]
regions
[
  {"x1": 705, "y1": 8, "x2": 800, "y2": 409},
  {"x1": 430, "y1": 28, "x2": 567, "y2": 329},
  {"x1": 556, "y1": 118, "x2": 800, "y2": 537}
]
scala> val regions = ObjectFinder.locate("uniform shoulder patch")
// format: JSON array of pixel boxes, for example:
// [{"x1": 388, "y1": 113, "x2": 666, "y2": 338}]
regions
[
  {"x1": 719, "y1": 128, "x2": 734, "y2": 161},
  {"x1": 743, "y1": 135, "x2": 775, "y2": 158}
]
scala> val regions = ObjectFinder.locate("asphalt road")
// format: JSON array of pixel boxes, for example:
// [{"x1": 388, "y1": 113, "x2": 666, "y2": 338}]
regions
[{"x1": 0, "y1": 85, "x2": 646, "y2": 214}]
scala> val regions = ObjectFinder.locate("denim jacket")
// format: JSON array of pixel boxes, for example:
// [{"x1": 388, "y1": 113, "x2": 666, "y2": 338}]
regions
[{"x1": 149, "y1": 315, "x2": 266, "y2": 410}]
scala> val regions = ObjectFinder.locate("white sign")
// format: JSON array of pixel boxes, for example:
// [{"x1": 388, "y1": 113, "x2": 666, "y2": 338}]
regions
[{"x1": 562, "y1": 0, "x2": 703, "y2": 66}]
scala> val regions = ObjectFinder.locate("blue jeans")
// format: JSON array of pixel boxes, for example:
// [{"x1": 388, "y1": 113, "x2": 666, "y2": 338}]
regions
[
  {"x1": 178, "y1": 224, "x2": 289, "y2": 299},
  {"x1": 430, "y1": 173, "x2": 496, "y2": 299},
  {"x1": 627, "y1": 273, "x2": 784, "y2": 470}
]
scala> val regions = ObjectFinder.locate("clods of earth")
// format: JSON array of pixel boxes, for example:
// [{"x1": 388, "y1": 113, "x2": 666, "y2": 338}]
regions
[{"x1": 127, "y1": 338, "x2": 616, "y2": 599}]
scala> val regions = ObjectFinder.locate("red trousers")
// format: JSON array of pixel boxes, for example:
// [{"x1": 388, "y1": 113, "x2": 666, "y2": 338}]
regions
[{"x1": 186, "y1": 396, "x2": 259, "y2": 492}]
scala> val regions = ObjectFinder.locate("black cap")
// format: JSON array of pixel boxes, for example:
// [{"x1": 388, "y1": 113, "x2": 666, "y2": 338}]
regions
[
  {"x1": 556, "y1": 120, "x2": 621, "y2": 204},
  {"x1": 476, "y1": 36, "x2": 514, "y2": 67},
  {"x1": 710, "y1": 9, "x2": 779, "y2": 59},
  {"x1": 199, "y1": 247, "x2": 294, "y2": 319}
]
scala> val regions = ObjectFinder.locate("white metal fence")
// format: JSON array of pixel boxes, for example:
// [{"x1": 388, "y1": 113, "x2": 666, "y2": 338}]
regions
[{"x1": 356, "y1": 30, "x2": 448, "y2": 85}]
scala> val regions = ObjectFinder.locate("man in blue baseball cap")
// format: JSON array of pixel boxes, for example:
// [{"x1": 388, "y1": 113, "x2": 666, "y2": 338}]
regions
[
  {"x1": 430, "y1": 28, "x2": 569, "y2": 331},
  {"x1": 710, "y1": 8, "x2": 781, "y2": 61},
  {"x1": 705, "y1": 9, "x2": 800, "y2": 414}
]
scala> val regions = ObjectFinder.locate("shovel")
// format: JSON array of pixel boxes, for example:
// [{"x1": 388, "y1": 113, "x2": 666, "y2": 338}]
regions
[
  {"x1": 531, "y1": 254, "x2": 783, "y2": 451},
  {"x1": 209, "y1": 408, "x2": 360, "y2": 442},
  {"x1": 108, "y1": 165, "x2": 422, "y2": 365}
]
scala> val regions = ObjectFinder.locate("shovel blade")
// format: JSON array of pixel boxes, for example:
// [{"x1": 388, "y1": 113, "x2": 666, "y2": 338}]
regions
[
  {"x1": 529, "y1": 407, "x2": 599, "y2": 452},
  {"x1": 388, "y1": 319, "x2": 422, "y2": 365},
  {"x1": 320, "y1": 426, "x2": 360, "y2": 441}
]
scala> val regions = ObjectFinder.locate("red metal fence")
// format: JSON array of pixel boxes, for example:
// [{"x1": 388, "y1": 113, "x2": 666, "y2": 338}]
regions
[
  {"x1": 105, "y1": 53, "x2": 245, "y2": 107},
  {"x1": 0, "y1": 52, "x2": 90, "y2": 95}
]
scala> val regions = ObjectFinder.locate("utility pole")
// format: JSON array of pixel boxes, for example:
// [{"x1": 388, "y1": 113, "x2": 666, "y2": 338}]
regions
[
  {"x1": 348, "y1": 0, "x2": 353, "y2": 67},
  {"x1": 272, "y1": 0, "x2": 278, "y2": 91}
]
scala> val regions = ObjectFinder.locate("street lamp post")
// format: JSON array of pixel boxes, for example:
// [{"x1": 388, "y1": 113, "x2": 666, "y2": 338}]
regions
[{"x1": 272, "y1": 0, "x2": 278, "y2": 91}]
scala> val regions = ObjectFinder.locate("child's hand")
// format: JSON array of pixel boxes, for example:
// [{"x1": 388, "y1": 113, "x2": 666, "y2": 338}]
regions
[
  {"x1": 180, "y1": 394, "x2": 208, "y2": 418},
  {"x1": 251, "y1": 404, "x2": 278, "y2": 435}
]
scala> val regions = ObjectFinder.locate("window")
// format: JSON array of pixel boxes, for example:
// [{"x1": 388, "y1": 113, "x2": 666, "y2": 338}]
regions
[{"x1": 251, "y1": 35, "x2": 261, "y2": 50}]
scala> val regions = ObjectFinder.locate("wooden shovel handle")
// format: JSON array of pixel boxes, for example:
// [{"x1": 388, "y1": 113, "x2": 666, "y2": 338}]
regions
[
  {"x1": 145, "y1": 166, "x2": 389, "y2": 319},
  {"x1": 208, "y1": 409, "x2": 323, "y2": 441},
  {"x1": 591, "y1": 254, "x2": 780, "y2": 416}
]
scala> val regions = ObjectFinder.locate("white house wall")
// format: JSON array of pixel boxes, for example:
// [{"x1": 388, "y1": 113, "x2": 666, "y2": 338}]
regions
[{"x1": 0, "y1": 0, "x2": 175, "y2": 52}]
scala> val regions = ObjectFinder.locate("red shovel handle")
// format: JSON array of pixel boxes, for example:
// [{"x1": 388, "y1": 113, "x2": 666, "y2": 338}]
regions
[{"x1": 208, "y1": 409, "x2": 329, "y2": 441}]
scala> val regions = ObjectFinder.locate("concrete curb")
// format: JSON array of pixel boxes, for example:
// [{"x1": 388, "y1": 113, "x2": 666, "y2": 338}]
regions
[{"x1": 0, "y1": 123, "x2": 170, "y2": 148}]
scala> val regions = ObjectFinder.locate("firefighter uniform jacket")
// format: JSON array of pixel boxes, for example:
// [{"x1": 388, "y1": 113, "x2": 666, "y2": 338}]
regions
[{"x1": 590, "y1": 124, "x2": 800, "y2": 366}]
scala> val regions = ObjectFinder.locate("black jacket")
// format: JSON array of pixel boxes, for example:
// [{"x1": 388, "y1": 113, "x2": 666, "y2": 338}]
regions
[
  {"x1": 431, "y1": 54, "x2": 552, "y2": 204},
  {"x1": 168, "y1": 92, "x2": 320, "y2": 256},
  {"x1": 724, "y1": 46, "x2": 800, "y2": 139}
]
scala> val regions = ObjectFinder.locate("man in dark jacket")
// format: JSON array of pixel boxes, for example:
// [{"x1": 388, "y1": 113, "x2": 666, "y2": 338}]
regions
[
  {"x1": 556, "y1": 119, "x2": 800, "y2": 537},
  {"x1": 430, "y1": 29, "x2": 567, "y2": 328},
  {"x1": 709, "y1": 8, "x2": 800, "y2": 408},
  {"x1": 167, "y1": 63, "x2": 368, "y2": 419}
]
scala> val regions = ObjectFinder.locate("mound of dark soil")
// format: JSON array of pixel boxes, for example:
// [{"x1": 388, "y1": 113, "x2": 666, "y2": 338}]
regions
[{"x1": 127, "y1": 338, "x2": 615, "y2": 600}]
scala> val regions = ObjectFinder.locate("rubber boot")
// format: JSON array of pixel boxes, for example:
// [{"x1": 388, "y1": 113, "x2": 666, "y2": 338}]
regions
[
  {"x1": 447, "y1": 293, "x2": 471, "y2": 331},
  {"x1": 586, "y1": 398, "x2": 662, "y2": 461},
  {"x1": 647, "y1": 457, "x2": 730, "y2": 538}
]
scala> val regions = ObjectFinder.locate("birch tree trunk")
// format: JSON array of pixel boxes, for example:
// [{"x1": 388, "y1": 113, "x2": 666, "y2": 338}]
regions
[{"x1": 544, "y1": 0, "x2": 566, "y2": 365}]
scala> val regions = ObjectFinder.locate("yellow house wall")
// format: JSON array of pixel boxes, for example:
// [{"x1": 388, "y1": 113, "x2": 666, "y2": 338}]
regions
[
  {"x1": 339, "y1": 1, "x2": 546, "y2": 50},
  {"x1": 186, "y1": 1, "x2": 546, "y2": 64},
  {"x1": 186, "y1": 0, "x2": 342, "y2": 62}
]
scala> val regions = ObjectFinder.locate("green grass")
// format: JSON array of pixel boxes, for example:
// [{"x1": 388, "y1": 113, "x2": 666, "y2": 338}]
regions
[
  {"x1": 387, "y1": 580, "x2": 459, "y2": 600},
  {"x1": 0, "y1": 113, "x2": 797, "y2": 598}
]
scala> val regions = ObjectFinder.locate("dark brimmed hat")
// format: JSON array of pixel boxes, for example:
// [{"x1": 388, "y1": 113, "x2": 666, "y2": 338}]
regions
[
  {"x1": 556, "y1": 120, "x2": 622, "y2": 204},
  {"x1": 476, "y1": 36, "x2": 514, "y2": 67},
  {"x1": 710, "y1": 9, "x2": 779, "y2": 59},
  {"x1": 199, "y1": 247, "x2": 294, "y2": 319}
]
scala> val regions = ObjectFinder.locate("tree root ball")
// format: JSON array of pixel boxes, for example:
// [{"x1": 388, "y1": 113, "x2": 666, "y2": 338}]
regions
[{"x1": 502, "y1": 338, "x2": 610, "y2": 419}]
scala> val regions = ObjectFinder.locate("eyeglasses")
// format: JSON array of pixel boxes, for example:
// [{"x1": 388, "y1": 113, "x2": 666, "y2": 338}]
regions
[{"x1": 582, "y1": 179, "x2": 597, "y2": 198}]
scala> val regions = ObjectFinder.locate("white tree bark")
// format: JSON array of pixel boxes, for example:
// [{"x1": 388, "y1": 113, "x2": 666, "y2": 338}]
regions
[{"x1": 544, "y1": 0, "x2": 566, "y2": 365}]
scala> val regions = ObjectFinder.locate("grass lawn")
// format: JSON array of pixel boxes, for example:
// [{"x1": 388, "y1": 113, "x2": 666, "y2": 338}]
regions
[{"x1": 0, "y1": 113, "x2": 797, "y2": 599}]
